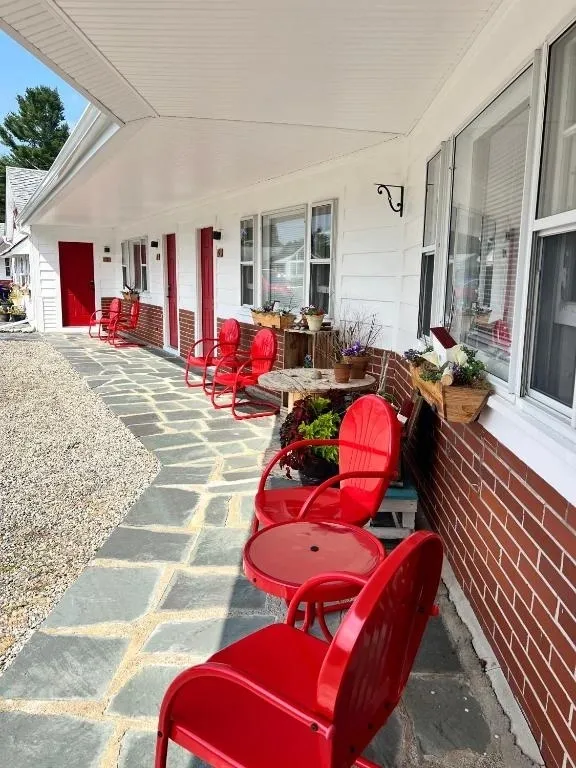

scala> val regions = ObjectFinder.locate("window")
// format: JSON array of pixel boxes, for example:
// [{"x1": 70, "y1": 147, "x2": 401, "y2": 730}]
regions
[
  {"x1": 538, "y1": 23, "x2": 576, "y2": 218},
  {"x1": 419, "y1": 152, "x2": 441, "y2": 336},
  {"x1": 309, "y1": 203, "x2": 332, "y2": 311},
  {"x1": 12, "y1": 255, "x2": 29, "y2": 287},
  {"x1": 529, "y1": 232, "x2": 576, "y2": 409},
  {"x1": 445, "y1": 69, "x2": 532, "y2": 381},
  {"x1": 259, "y1": 202, "x2": 334, "y2": 313},
  {"x1": 240, "y1": 217, "x2": 255, "y2": 305},
  {"x1": 4, "y1": 257, "x2": 10, "y2": 278},
  {"x1": 262, "y1": 207, "x2": 306, "y2": 309},
  {"x1": 121, "y1": 238, "x2": 148, "y2": 291}
]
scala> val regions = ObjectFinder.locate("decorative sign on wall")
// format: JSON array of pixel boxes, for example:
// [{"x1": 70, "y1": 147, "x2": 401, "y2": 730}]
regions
[
  {"x1": 156, "y1": 254, "x2": 161, "y2": 261},
  {"x1": 103, "y1": 256, "x2": 112, "y2": 263},
  {"x1": 216, "y1": 247, "x2": 224, "y2": 258}
]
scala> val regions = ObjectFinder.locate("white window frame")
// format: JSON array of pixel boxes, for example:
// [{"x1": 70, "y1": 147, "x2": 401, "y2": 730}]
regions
[
  {"x1": 121, "y1": 237, "x2": 149, "y2": 294},
  {"x1": 240, "y1": 215, "x2": 257, "y2": 307},
  {"x1": 428, "y1": 18, "x2": 576, "y2": 435},
  {"x1": 248, "y1": 199, "x2": 336, "y2": 315},
  {"x1": 3, "y1": 257, "x2": 10, "y2": 279}
]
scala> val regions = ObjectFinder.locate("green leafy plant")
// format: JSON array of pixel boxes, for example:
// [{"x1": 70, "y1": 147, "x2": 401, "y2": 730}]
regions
[
  {"x1": 298, "y1": 411, "x2": 341, "y2": 463},
  {"x1": 404, "y1": 343, "x2": 488, "y2": 387}
]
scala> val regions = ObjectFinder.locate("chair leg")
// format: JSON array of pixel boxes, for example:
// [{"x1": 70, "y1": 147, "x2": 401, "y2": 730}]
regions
[
  {"x1": 184, "y1": 361, "x2": 204, "y2": 388},
  {"x1": 154, "y1": 729, "x2": 169, "y2": 768},
  {"x1": 250, "y1": 515, "x2": 259, "y2": 535},
  {"x1": 354, "y1": 757, "x2": 382, "y2": 768},
  {"x1": 316, "y1": 602, "x2": 334, "y2": 642},
  {"x1": 231, "y1": 383, "x2": 279, "y2": 421}
]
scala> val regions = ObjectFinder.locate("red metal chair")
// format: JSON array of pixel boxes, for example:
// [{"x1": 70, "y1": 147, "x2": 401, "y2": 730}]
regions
[
  {"x1": 209, "y1": 328, "x2": 279, "y2": 420},
  {"x1": 88, "y1": 298, "x2": 121, "y2": 340},
  {"x1": 253, "y1": 394, "x2": 401, "y2": 532},
  {"x1": 108, "y1": 300, "x2": 141, "y2": 347},
  {"x1": 155, "y1": 530, "x2": 443, "y2": 768},
  {"x1": 184, "y1": 318, "x2": 241, "y2": 391}
]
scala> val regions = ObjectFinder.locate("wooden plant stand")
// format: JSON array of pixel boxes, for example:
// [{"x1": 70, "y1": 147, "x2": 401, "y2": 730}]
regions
[{"x1": 410, "y1": 365, "x2": 491, "y2": 424}]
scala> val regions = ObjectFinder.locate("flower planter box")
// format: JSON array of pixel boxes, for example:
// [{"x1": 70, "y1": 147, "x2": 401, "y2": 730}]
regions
[
  {"x1": 409, "y1": 364, "x2": 491, "y2": 424},
  {"x1": 251, "y1": 311, "x2": 295, "y2": 330},
  {"x1": 121, "y1": 292, "x2": 140, "y2": 303}
]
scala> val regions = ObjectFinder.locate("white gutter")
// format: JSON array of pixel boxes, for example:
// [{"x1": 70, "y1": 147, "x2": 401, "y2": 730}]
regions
[{"x1": 17, "y1": 104, "x2": 120, "y2": 226}]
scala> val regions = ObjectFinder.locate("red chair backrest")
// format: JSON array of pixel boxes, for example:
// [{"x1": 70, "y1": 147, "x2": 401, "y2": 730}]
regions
[
  {"x1": 109, "y1": 298, "x2": 122, "y2": 321},
  {"x1": 316, "y1": 531, "x2": 443, "y2": 767},
  {"x1": 218, "y1": 318, "x2": 241, "y2": 358},
  {"x1": 250, "y1": 329, "x2": 277, "y2": 376},
  {"x1": 128, "y1": 300, "x2": 140, "y2": 329},
  {"x1": 337, "y1": 394, "x2": 401, "y2": 520}
]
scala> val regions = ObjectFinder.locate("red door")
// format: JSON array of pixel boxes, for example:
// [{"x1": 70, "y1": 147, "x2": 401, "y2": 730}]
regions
[
  {"x1": 166, "y1": 233, "x2": 178, "y2": 348},
  {"x1": 200, "y1": 227, "x2": 214, "y2": 355},
  {"x1": 59, "y1": 242, "x2": 95, "y2": 326}
]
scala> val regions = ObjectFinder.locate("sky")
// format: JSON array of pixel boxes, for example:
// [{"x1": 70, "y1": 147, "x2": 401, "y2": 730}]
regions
[{"x1": 0, "y1": 29, "x2": 87, "y2": 151}]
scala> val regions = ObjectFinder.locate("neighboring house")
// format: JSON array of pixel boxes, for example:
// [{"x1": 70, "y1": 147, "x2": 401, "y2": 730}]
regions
[
  {"x1": 1, "y1": 1, "x2": 575, "y2": 766},
  {"x1": 1, "y1": 167, "x2": 48, "y2": 321}
]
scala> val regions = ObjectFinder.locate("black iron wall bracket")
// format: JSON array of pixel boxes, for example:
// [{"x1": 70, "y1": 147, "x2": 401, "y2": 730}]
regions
[{"x1": 375, "y1": 184, "x2": 404, "y2": 217}]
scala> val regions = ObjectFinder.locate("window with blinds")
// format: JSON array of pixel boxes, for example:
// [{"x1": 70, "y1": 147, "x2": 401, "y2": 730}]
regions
[
  {"x1": 444, "y1": 68, "x2": 532, "y2": 381},
  {"x1": 121, "y1": 237, "x2": 148, "y2": 292}
]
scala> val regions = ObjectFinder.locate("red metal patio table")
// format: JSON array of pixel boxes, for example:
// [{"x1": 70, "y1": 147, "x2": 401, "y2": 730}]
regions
[{"x1": 243, "y1": 520, "x2": 385, "y2": 640}]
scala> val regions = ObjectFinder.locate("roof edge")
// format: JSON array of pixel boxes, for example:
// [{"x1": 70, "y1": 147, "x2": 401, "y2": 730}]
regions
[{"x1": 18, "y1": 104, "x2": 120, "y2": 226}]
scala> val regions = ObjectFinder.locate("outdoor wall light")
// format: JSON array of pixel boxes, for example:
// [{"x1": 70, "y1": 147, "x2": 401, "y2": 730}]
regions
[
  {"x1": 212, "y1": 230, "x2": 222, "y2": 241},
  {"x1": 375, "y1": 184, "x2": 404, "y2": 217},
  {"x1": 150, "y1": 240, "x2": 159, "y2": 248}
]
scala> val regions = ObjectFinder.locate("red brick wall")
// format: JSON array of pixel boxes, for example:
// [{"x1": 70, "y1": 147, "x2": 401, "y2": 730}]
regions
[
  {"x1": 388, "y1": 353, "x2": 575, "y2": 768},
  {"x1": 179, "y1": 309, "x2": 195, "y2": 359},
  {"x1": 217, "y1": 318, "x2": 284, "y2": 370},
  {"x1": 102, "y1": 297, "x2": 164, "y2": 348}
]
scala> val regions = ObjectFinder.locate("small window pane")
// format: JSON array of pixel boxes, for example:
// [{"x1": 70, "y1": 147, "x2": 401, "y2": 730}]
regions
[
  {"x1": 241, "y1": 264, "x2": 254, "y2": 306},
  {"x1": 530, "y1": 232, "x2": 576, "y2": 407},
  {"x1": 445, "y1": 69, "x2": 532, "y2": 381},
  {"x1": 240, "y1": 218, "x2": 255, "y2": 305},
  {"x1": 241, "y1": 218, "x2": 254, "y2": 263},
  {"x1": 538, "y1": 23, "x2": 576, "y2": 218},
  {"x1": 311, "y1": 204, "x2": 332, "y2": 260},
  {"x1": 423, "y1": 152, "x2": 441, "y2": 247},
  {"x1": 121, "y1": 241, "x2": 130, "y2": 287},
  {"x1": 309, "y1": 262, "x2": 330, "y2": 312},
  {"x1": 418, "y1": 253, "x2": 435, "y2": 337},
  {"x1": 262, "y1": 208, "x2": 305, "y2": 309},
  {"x1": 132, "y1": 242, "x2": 142, "y2": 291}
]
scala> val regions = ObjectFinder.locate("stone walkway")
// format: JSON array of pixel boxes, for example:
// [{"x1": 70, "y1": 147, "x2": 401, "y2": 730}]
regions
[{"x1": 0, "y1": 334, "x2": 536, "y2": 768}]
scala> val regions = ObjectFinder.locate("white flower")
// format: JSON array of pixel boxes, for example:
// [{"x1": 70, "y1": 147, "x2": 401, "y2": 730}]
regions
[
  {"x1": 447, "y1": 345, "x2": 469, "y2": 366},
  {"x1": 421, "y1": 350, "x2": 441, "y2": 367}
]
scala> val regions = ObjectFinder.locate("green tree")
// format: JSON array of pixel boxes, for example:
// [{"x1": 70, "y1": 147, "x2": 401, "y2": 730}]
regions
[{"x1": 0, "y1": 86, "x2": 70, "y2": 216}]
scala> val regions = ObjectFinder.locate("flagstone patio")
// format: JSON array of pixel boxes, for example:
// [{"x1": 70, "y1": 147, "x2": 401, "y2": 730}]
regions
[{"x1": 0, "y1": 334, "x2": 537, "y2": 768}]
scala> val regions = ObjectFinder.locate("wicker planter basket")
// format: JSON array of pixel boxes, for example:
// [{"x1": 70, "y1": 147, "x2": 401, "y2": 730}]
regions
[
  {"x1": 410, "y1": 365, "x2": 492, "y2": 424},
  {"x1": 251, "y1": 311, "x2": 295, "y2": 330},
  {"x1": 121, "y1": 291, "x2": 140, "y2": 302}
]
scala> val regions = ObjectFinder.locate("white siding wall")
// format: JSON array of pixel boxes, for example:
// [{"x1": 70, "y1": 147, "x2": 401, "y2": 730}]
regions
[{"x1": 113, "y1": 137, "x2": 405, "y2": 349}]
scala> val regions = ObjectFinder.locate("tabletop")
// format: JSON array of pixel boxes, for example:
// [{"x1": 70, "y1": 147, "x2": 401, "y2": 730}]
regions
[
  {"x1": 258, "y1": 367, "x2": 376, "y2": 394},
  {"x1": 243, "y1": 520, "x2": 385, "y2": 601}
]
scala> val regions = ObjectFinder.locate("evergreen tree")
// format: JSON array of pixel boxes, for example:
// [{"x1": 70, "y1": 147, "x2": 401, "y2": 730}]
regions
[{"x1": 0, "y1": 86, "x2": 70, "y2": 217}]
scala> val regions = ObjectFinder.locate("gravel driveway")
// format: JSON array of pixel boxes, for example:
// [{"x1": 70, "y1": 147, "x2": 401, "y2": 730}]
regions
[{"x1": 0, "y1": 340, "x2": 158, "y2": 670}]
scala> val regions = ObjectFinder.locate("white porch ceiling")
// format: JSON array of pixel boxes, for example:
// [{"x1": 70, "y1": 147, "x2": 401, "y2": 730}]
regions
[
  {"x1": 1, "y1": 0, "x2": 504, "y2": 224},
  {"x1": 33, "y1": 117, "x2": 397, "y2": 226},
  {"x1": 1, "y1": 0, "x2": 503, "y2": 132}
]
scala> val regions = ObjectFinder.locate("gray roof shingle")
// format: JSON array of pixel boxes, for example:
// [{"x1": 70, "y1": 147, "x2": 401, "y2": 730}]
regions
[{"x1": 6, "y1": 167, "x2": 48, "y2": 213}]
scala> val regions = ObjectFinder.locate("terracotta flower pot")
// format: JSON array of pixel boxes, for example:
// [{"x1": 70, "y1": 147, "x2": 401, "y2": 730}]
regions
[
  {"x1": 333, "y1": 362, "x2": 351, "y2": 383},
  {"x1": 348, "y1": 355, "x2": 370, "y2": 379},
  {"x1": 305, "y1": 314, "x2": 325, "y2": 332}
]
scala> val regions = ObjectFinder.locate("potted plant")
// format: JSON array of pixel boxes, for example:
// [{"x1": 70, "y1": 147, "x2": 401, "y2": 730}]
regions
[
  {"x1": 279, "y1": 393, "x2": 353, "y2": 484},
  {"x1": 250, "y1": 300, "x2": 296, "y2": 330},
  {"x1": 121, "y1": 285, "x2": 140, "y2": 302},
  {"x1": 8, "y1": 305, "x2": 26, "y2": 322},
  {"x1": 0, "y1": 303, "x2": 10, "y2": 322},
  {"x1": 404, "y1": 344, "x2": 492, "y2": 424},
  {"x1": 334, "y1": 309, "x2": 382, "y2": 379},
  {"x1": 300, "y1": 305, "x2": 325, "y2": 332}
]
